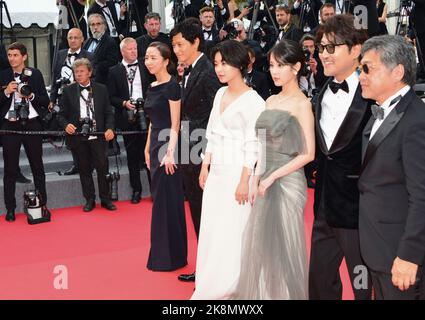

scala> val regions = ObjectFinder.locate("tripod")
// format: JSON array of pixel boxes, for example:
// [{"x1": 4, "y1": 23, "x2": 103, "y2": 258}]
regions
[
  {"x1": 298, "y1": 0, "x2": 318, "y2": 33},
  {"x1": 247, "y1": 0, "x2": 278, "y2": 41},
  {"x1": 125, "y1": 0, "x2": 145, "y2": 37},
  {"x1": 0, "y1": 0, "x2": 15, "y2": 44},
  {"x1": 396, "y1": 1, "x2": 424, "y2": 78},
  {"x1": 173, "y1": 0, "x2": 187, "y2": 24}
]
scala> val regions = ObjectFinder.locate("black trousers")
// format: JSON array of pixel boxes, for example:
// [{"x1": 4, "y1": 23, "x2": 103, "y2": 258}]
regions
[
  {"x1": 309, "y1": 208, "x2": 372, "y2": 300},
  {"x1": 370, "y1": 265, "x2": 425, "y2": 300},
  {"x1": 72, "y1": 137, "x2": 110, "y2": 202},
  {"x1": 181, "y1": 162, "x2": 202, "y2": 239},
  {"x1": 2, "y1": 119, "x2": 46, "y2": 210},
  {"x1": 123, "y1": 128, "x2": 149, "y2": 193}
]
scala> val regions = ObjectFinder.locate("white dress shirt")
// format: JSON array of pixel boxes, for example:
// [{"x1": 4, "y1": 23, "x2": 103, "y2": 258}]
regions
[
  {"x1": 61, "y1": 48, "x2": 81, "y2": 82},
  {"x1": 79, "y1": 82, "x2": 97, "y2": 140},
  {"x1": 369, "y1": 85, "x2": 411, "y2": 140},
  {"x1": 4, "y1": 73, "x2": 38, "y2": 120},
  {"x1": 320, "y1": 71, "x2": 359, "y2": 150},
  {"x1": 184, "y1": 53, "x2": 204, "y2": 88},
  {"x1": 122, "y1": 60, "x2": 143, "y2": 100}
]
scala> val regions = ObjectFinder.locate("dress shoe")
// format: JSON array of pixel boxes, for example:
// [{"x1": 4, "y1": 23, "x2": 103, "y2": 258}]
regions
[
  {"x1": 101, "y1": 201, "x2": 117, "y2": 211},
  {"x1": 178, "y1": 272, "x2": 195, "y2": 282},
  {"x1": 83, "y1": 200, "x2": 96, "y2": 212},
  {"x1": 16, "y1": 172, "x2": 32, "y2": 184},
  {"x1": 63, "y1": 165, "x2": 79, "y2": 176},
  {"x1": 131, "y1": 191, "x2": 141, "y2": 204},
  {"x1": 5, "y1": 210, "x2": 15, "y2": 222}
]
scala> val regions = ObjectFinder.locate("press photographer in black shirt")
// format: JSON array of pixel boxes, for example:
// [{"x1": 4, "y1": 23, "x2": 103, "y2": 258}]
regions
[{"x1": 0, "y1": 42, "x2": 50, "y2": 222}]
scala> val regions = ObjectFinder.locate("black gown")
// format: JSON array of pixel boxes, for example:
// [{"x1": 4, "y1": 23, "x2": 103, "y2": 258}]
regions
[{"x1": 144, "y1": 77, "x2": 187, "y2": 271}]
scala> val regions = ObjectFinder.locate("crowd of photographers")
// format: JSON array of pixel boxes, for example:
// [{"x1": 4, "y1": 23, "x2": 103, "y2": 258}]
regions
[{"x1": 0, "y1": 0, "x2": 424, "y2": 223}]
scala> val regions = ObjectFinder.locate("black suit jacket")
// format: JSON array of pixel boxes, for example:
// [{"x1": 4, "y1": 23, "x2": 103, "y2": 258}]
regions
[
  {"x1": 83, "y1": 34, "x2": 120, "y2": 85},
  {"x1": 57, "y1": 82, "x2": 115, "y2": 147},
  {"x1": 50, "y1": 49, "x2": 94, "y2": 103},
  {"x1": 135, "y1": 33, "x2": 172, "y2": 60},
  {"x1": 246, "y1": 69, "x2": 270, "y2": 101},
  {"x1": 202, "y1": 27, "x2": 220, "y2": 59},
  {"x1": 87, "y1": 1, "x2": 126, "y2": 37},
  {"x1": 272, "y1": 24, "x2": 304, "y2": 45},
  {"x1": 0, "y1": 67, "x2": 49, "y2": 121},
  {"x1": 182, "y1": 54, "x2": 222, "y2": 136},
  {"x1": 108, "y1": 61, "x2": 151, "y2": 130},
  {"x1": 359, "y1": 89, "x2": 425, "y2": 272},
  {"x1": 186, "y1": 0, "x2": 230, "y2": 29},
  {"x1": 313, "y1": 78, "x2": 372, "y2": 229}
]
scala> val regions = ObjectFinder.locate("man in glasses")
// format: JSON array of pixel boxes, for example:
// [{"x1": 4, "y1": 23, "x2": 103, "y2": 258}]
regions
[
  {"x1": 309, "y1": 14, "x2": 372, "y2": 300},
  {"x1": 358, "y1": 35, "x2": 425, "y2": 300}
]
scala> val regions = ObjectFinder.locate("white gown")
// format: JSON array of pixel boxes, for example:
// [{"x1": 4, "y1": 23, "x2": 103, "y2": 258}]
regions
[{"x1": 191, "y1": 87, "x2": 265, "y2": 300}]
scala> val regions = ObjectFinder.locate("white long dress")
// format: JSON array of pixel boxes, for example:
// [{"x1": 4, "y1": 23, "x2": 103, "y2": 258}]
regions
[{"x1": 191, "y1": 87, "x2": 265, "y2": 300}]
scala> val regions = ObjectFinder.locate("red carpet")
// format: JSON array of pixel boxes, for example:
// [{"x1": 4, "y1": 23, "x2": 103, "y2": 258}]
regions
[{"x1": 0, "y1": 190, "x2": 353, "y2": 300}]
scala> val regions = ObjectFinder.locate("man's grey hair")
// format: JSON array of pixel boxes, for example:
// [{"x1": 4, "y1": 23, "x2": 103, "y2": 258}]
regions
[
  {"x1": 72, "y1": 58, "x2": 92, "y2": 72},
  {"x1": 361, "y1": 35, "x2": 417, "y2": 87},
  {"x1": 88, "y1": 13, "x2": 106, "y2": 25},
  {"x1": 120, "y1": 37, "x2": 137, "y2": 50}
]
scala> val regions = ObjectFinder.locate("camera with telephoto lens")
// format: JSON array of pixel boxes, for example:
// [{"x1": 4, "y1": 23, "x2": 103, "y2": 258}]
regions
[
  {"x1": 106, "y1": 171, "x2": 120, "y2": 201},
  {"x1": 17, "y1": 68, "x2": 33, "y2": 97},
  {"x1": 56, "y1": 77, "x2": 71, "y2": 95},
  {"x1": 43, "y1": 104, "x2": 60, "y2": 123},
  {"x1": 79, "y1": 117, "x2": 94, "y2": 136},
  {"x1": 223, "y1": 21, "x2": 241, "y2": 40},
  {"x1": 129, "y1": 97, "x2": 148, "y2": 131},
  {"x1": 304, "y1": 49, "x2": 311, "y2": 63}
]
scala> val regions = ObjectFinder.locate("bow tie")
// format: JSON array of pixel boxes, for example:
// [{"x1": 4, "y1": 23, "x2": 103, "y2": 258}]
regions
[
  {"x1": 183, "y1": 65, "x2": 193, "y2": 77},
  {"x1": 127, "y1": 62, "x2": 138, "y2": 68},
  {"x1": 68, "y1": 52, "x2": 78, "y2": 58},
  {"x1": 371, "y1": 95, "x2": 402, "y2": 120},
  {"x1": 14, "y1": 72, "x2": 21, "y2": 78},
  {"x1": 80, "y1": 85, "x2": 91, "y2": 92},
  {"x1": 92, "y1": 38, "x2": 100, "y2": 44},
  {"x1": 203, "y1": 29, "x2": 212, "y2": 35},
  {"x1": 329, "y1": 80, "x2": 349, "y2": 94}
]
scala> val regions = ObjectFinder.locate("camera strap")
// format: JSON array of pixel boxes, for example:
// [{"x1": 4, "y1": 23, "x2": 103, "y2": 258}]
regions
[
  {"x1": 126, "y1": 66, "x2": 137, "y2": 97},
  {"x1": 80, "y1": 90, "x2": 95, "y2": 120}
]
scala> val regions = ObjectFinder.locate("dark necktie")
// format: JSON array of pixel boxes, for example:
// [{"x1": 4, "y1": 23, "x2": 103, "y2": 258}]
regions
[
  {"x1": 329, "y1": 80, "x2": 349, "y2": 94},
  {"x1": 371, "y1": 95, "x2": 402, "y2": 120}
]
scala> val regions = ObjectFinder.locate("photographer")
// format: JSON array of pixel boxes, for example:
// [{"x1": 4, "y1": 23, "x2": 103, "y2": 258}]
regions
[
  {"x1": 108, "y1": 38, "x2": 151, "y2": 204},
  {"x1": 50, "y1": 28, "x2": 94, "y2": 176},
  {"x1": 0, "y1": 42, "x2": 50, "y2": 222},
  {"x1": 184, "y1": 0, "x2": 230, "y2": 29},
  {"x1": 299, "y1": 33, "x2": 327, "y2": 97},
  {"x1": 291, "y1": 0, "x2": 322, "y2": 33},
  {"x1": 58, "y1": 58, "x2": 116, "y2": 212}
]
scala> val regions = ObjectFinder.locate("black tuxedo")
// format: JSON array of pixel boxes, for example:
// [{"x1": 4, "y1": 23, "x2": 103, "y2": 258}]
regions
[
  {"x1": 58, "y1": 82, "x2": 115, "y2": 202},
  {"x1": 246, "y1": 69, "x2": 270, "y2": 101},
  {"x1": 108, "y1": 61, "x2": 151, "y2": 193},
  {"x1": 291, "y1": 0, "x2": 322, "y2": 31},
  {"x1": 358, "y1": 89, "x2": 425, "y2": 299},
  {"x1": 272, "y1": 24, "x2": 304, "y2": 45},
  {"x1": 181, "y1": 54, "x2": 222, "y2": 239},
  {"x1": 185, "y1": 0, "x2": 230, "y2": 29},
  {"x1": 309, "y1": 78, "x2": 373, "y2": 300},
  {"x1": 83, "y1": 33, "x2": 120, "y2": 85},
  {"x1": 202, "y1": 27, "x2": 220, "y2": 59},
  {"x1": 50, "y1": 49, "x2": 94, "y2": 103},
  {"x1": 0, "y1": 67, "x2": 49, "y2": 210},
  {"x1": 87, "y1": 1, "x2": 126, "y2": 38}
]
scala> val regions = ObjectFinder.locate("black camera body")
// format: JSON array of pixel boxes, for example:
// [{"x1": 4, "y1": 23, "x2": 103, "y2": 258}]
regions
[
  {"x1": 223, "y1": 21, "x2": 241, "y2": 40},
  {"x1": 79, "y1": 117, "x2": 95, "y2": 136},
  {"x1": 18, "y1": 68, "x2": 33, "y2": 97},
  {"x1": 129, "y1": 97, "x2": 148, "y2": 131},
  {"x1": 304, "y1": 49, "x2": 311, "y2": 63},
  {"x1": 56, "y1": 77, "x2": 71, "y2": 95},
  {"x1": 9, "y1": 99, "x2": 30, "y2": 125},
  {"x1": 106, "y1": 171, "x2": 120, "y2": 201}
]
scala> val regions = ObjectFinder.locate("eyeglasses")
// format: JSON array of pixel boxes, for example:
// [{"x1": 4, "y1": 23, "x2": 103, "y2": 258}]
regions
[{"x1": 317, "y1": 43, "x2": 346, "y2": 54}]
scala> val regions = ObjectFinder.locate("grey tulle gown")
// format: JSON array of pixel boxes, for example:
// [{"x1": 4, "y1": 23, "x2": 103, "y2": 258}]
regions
[{"x1": 232, "y1": 109, "x2": 309, "y2": 300}]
